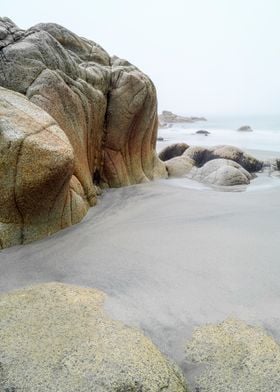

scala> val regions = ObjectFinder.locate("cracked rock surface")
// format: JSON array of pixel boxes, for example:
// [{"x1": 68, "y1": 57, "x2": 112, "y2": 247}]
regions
[
  {"x1": 0, "y1": 17, "x2": 166, "y2": 248},
  {"x1": 0, "y1": 282, "x2": 188, "y2": 392}
]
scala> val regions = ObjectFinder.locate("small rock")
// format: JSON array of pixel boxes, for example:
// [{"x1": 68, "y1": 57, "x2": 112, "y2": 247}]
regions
[
  {"x1": 237, "y1": 125, "x2": 253, "y2": 132},
  {"x1": 196, "y1": 130, "x2": 210, "y2": 136}
]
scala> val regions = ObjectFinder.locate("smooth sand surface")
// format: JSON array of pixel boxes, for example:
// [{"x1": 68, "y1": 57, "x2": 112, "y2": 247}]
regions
[{"x1": 1, "y1": 172, "x2": 280, "y2": 386}]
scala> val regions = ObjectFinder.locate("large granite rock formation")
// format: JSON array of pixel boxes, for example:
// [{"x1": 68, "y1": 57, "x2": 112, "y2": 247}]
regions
[
  {"x1": 0, "y1": 283, "x2": 188, "y2": 391},
  {"x1": 0, "y1": 17, "x2": 166, "y2": 248}
]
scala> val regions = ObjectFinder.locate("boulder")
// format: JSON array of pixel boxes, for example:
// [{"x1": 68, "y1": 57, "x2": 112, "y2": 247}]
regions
[
  {"x1": 196, "y1": 130, "x2": 210, "y2": 136},
  {"x1": 0, "y1": 18, "x2": 167, "y2": 248},
  {"x1": 184, "y1": 145, "x2": 262, "y2": 172},
  {"x1": 166, "y1": 155, "x2": 195, "y2": 177},
  {"x1": 0, "y1": 283, "x2": 188, "y2": 392},
  {"x1": 237, "y1": 125, "x2": 253, "y2": 132},
  {"x1": 188, "y1": 159, "x2": 252, "y2": 186},
  {"x1": 159, "y1": 143, "x2": 189, "y2": 161},
  {"x1": 186, "y1": 318, "x2": 280, "y2": 392},
  {"x1": 183, "y1": 146, "x2": 209, "y2": 165}
]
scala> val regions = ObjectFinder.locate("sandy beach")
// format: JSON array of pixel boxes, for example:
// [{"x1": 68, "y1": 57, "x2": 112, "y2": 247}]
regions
[
  {"x1": 1, "y1": 3, "x2": 280, "y2": 390},
  {"x1": 1, "y1": 149, "x2": 280, "y2": 387}
]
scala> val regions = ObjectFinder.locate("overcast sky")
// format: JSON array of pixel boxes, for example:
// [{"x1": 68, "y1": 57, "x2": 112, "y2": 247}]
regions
[{"x1": 2, "y1": 0, "x2": 280, "y2": 116}]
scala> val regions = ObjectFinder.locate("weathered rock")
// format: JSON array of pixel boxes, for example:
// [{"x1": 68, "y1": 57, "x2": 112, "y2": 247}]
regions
[
  {"x1": 186, "y1": 318, "x2": 280, "y2": 392},
  {"x1": 159, "y1": 143, "x2": 189, "y2": 161},
  {"x1": 196, "y1": 130, "x2": 210, "y2": 136},
  {"x1": 166, "y1": 155, "x2": 195, "y2": 177},
  {"x1": 184, "y1": 145, "x2": 262, "y2": 172},
  {"x1": 0, "y1": 18, "x2": 167, "y2": 248},
  {"x1": 188, "y1": 159, "x2": 252, "y2": 186},
  {"x1": 0, "y1": 87, "x2": 82, "y2": 248},
  {"x1": 237, "y1": 125, "x2": 253, "y2": 132},
  {"x1": 0, "y1": 283, "x2": 188, "y2": 392}
]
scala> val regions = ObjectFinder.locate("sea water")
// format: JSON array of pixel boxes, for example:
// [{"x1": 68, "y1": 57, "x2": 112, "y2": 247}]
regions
[{"x1": 158, "y1": 115, "x2": 280, "y2": 154}]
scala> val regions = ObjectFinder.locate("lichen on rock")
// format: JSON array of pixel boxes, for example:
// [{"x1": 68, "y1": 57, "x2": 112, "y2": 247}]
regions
[
  {"x1": 0, "y1": 283, "x2": 188, "y2": 392},
  {"x1": 186, "y1": 318, "x2": 280, "y2": 391}
]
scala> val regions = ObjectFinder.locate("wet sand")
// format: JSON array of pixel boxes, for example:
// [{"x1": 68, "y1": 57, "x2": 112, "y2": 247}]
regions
[{"x1": 1, "y1": 166, "x2": 280, "y2": 387}]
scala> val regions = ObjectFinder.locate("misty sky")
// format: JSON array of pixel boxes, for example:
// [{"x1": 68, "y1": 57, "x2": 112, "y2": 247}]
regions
[{"x1": 2, "y1": 0, "x2": 280, "y2": 116}]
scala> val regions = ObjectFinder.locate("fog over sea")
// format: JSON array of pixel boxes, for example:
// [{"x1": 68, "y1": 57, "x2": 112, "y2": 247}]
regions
[{"x1": 158, "y1": 115, "x2": 280, "y2": 155}]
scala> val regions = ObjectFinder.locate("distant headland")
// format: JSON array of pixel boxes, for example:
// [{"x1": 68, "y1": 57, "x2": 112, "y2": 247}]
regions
[{"x1": 159, "y1": 110, "x2": 207, "y2": 128}]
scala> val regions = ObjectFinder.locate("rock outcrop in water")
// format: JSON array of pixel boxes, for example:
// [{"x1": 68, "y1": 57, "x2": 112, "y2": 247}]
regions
[
  {"x1": 237, "y1": 125, "x2": 253, "y2": 132},
  {"x1": 159, "y1": 111, "x2": 206, "y2": 128},
  {"x1": 0, "y1": 17, "x2": 166, "y2": 248},
  {"x1": 0, "y1": 283, "x2": 188, "y2": 392},
  {"x1": 196, "y1": 129, "x2": 211, "y2": 136}
]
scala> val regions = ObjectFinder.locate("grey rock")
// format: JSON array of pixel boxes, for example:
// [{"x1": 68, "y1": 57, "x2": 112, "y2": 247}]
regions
[
  {"x1": 188, "y1": 159, "x2": 252, "y2": 186},
  {"x1": 237, "y1": 125, "x2": 253, "y2": 132},
  {"x1": 196, "y1": 130, "x2": 211, "y2": 136}
]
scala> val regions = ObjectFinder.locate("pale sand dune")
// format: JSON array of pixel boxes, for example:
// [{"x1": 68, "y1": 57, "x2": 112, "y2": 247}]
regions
[{"x1": 1, "y1": 174, "x2": 280, "y2": 385}]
